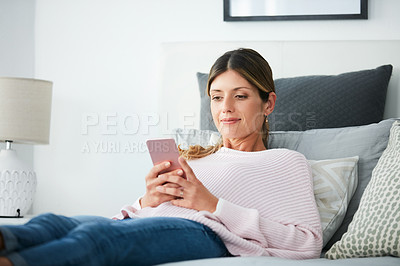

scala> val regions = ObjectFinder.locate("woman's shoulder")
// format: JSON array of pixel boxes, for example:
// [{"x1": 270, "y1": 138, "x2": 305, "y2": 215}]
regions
[
  {"x1": 218, "y1": 146, "x2": 305, "y2": 158},
  {"x1": 204, "y1": 147, "x2": 307, "y2": 166},
  {"x1": 272, "y1": 148, "x2": 307, "y2": 160},
  {"x1": 264, "y1": 148, "x2": 308, "y2": 164},
  {"x1": 189, "y1": 147, "x2": 307, "y2": 166}
]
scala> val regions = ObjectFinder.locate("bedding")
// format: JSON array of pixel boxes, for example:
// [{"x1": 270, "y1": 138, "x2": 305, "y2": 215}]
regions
[{"x1": 162, "y1": 255, "x2": 400, "y2": 266}]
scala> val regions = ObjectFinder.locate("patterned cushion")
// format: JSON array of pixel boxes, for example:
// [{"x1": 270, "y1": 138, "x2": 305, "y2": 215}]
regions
[
  {"x1": 325, "y1": 121, "x2": 400, "y2": 259},
  {"x1": 197, "y1": 65, "x2": 393, "y2": 131},
  {"x1": 309, "y1": 157, "x2": 359, "y2": 247}
]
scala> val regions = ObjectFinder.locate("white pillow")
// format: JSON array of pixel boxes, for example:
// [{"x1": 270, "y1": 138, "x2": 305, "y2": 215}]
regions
[
  {"x1": 308, "y1": 156, "x2": 359, "y2": 247},
  {"x1": 173, "y1": 128, "x2": 218, "y2": 148}
]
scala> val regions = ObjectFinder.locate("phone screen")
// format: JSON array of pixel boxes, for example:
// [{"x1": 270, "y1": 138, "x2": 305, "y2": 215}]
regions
[{"x1": 146, "y1": 138, "x2": 185, "y2": 178}]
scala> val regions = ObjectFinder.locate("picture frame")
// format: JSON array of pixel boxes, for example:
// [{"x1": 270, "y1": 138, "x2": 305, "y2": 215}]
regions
[{"x1": 224, "y1": 0, "x2": 368, "y2": 21}]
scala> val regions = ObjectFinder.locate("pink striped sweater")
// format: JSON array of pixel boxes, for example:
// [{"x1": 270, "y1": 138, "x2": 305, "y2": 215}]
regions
[{"x1": 114, "y1": 147, "x2": 323, "y2": 259}]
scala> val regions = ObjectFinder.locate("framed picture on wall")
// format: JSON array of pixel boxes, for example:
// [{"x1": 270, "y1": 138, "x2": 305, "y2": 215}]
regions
[{"x1": 224, "y1": 0, "x2": 368, "y2": 21}]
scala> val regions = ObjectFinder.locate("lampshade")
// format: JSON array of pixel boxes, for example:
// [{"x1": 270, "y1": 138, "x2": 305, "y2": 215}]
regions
[
  {"x1": 0, "y1": 77, "x2": 52, "y2": 217},
  {"x1": 0, "y1": 77, "x2": 53, "y2": 144}
]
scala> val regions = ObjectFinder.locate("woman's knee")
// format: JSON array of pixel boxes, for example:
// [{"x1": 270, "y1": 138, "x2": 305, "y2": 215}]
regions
[
  {"x1": 69, "y1": 222, "x2": 114, "y2": 246},
  {"x1": 66, "y1": 222, "x2": 119, "y2": 264},
  {"x1": 26, "y1": 213, "x2": 82, "y2": 239},
  {"x1": 72, "y1": 215, "x2": 112, "y2": 224},
  {"x1": 28, "y1": 213, "x2": 58, "y2": 223},
  {"x1": 28, "y1": 213, "x2": 79, "y2": 228}
]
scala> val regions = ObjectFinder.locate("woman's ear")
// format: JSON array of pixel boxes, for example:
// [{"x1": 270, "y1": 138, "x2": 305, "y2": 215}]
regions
[{"x1": 264, "y1": 92, "x2": 277, "y2": 116}]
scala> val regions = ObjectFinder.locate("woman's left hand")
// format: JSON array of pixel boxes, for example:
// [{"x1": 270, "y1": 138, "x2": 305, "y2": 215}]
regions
[{"x1": 156, "y1": 156, "x2": 218, "y2": 213}]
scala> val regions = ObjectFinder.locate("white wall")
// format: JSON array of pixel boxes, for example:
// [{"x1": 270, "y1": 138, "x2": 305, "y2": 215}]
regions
[
  {"x1": 32, "y1": 0, "x2": 400, "y2": 217},
  {"x1": 0, "y1": 0, "x2": 35, "y2": 180}
]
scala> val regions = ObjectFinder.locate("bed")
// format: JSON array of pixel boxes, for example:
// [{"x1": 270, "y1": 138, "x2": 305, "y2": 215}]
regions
[{"x1": 157, "y1": 40, "x2": 400, "y2": 265}]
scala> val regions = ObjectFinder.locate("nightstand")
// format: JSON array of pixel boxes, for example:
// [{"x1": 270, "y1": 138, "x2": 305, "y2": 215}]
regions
[{"x1": 0, "y1": 216, "x2": 33, "y2": 225}]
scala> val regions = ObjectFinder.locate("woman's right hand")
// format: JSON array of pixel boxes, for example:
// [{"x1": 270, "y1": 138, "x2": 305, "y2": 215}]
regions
[{"x1": 140, "y1": 161, "x2": 183, "y2": 208}]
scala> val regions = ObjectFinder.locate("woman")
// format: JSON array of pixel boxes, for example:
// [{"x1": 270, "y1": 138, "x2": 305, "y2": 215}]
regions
[{"x1": 0, "y1": 48, "x2": 322, "y2": 266}]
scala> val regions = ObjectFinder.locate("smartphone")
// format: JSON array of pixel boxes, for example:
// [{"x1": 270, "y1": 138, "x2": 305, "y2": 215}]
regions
[{"x1": 146, "y1": 138, "x2": 186, "y2": 178}]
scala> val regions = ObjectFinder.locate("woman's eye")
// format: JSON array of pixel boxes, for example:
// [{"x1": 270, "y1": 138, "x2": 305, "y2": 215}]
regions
[
  {"x1": 212, "y1": 96, "x2": 222, "y2": 101},
  {"x1": 235, "y1": 95, "x2": 248, "y2": 99}
]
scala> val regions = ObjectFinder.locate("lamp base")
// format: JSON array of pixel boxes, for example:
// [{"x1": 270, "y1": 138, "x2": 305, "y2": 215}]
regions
[{"x1": 0, "y1": 149, "x2": 37, "y2": 217}]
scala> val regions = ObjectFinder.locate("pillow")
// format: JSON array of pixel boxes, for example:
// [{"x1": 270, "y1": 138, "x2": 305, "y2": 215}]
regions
[
  {"x1": 269, "y1": 118, "x2": 397, "y2": 250},
  {"x1": 309, "y1": 157, "x2": 359, "y2": 248},
  {"x1": 325, "y1": 121, "x2": 400, "y2": 259},
  {"x1": 197, "y1": 72, "x2": 218, "y2": 132},
  {"x1": 173, "y1": 128, "x2": 219, "y2": 149},
  {"x1": 172, "y1": 118, "x2": 397, "y2": 249},
  {"x1": 197, "y1": 65, "x2": 393, "y2": 131}
]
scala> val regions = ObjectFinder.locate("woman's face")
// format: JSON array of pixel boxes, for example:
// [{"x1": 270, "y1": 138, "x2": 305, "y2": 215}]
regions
[{"x1": 210, "y1": 70, "x2": 270, "y2": 141}]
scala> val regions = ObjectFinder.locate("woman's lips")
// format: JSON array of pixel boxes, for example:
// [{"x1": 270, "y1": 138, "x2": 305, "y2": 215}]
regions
[{"x1": 221, "y1": 118, "x2": 241, "y2": 124}]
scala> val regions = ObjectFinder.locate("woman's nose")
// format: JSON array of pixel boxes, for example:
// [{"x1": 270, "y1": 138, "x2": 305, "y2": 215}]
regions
[{"x1": 222, "y1": 98, "x2": 234, "y2": 113}]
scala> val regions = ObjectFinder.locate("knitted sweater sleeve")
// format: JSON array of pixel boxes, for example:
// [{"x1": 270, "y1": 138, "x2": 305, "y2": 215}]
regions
[
  {"x1": 213, "y1": 153, "x2": 322, "y2": 259},
  {"x1": 112, "y1": 198, "x2": 142, "y2": 220}
]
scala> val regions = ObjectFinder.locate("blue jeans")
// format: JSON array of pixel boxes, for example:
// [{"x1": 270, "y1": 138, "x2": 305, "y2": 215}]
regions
[{"x1": 0, "y1": 213, "x2": 230, "y2": 266}]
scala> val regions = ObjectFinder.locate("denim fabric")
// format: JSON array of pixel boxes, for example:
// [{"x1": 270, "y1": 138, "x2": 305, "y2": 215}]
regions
[{"x1": 0, "y1": 213, "x2": 229, "y2": 266}]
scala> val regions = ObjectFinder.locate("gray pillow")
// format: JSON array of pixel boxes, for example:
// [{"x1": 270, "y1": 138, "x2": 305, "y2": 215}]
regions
[
  {"x1": 172, "y1": 118, "x2": 398, "y2": 250},
  {"x1": 197, "y1": 72, "x2": 218, "y2": 131},
  {"x1": 197, "y1": 65, "x2": 392, "y2": 131}
]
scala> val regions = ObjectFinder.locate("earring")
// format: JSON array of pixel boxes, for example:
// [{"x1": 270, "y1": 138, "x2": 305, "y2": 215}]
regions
[{"x1": 264, "y1": 115, "x2": 268, "y2": 123}]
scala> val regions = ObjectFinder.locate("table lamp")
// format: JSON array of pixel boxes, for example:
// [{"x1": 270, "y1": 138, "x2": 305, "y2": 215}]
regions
[{"x1": 0, "y1": 77, "x2": 52, "y2": 218}]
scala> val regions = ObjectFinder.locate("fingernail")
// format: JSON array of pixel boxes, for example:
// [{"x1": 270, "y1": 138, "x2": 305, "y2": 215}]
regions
[
  {"x1": 177, "y1": 170, "x2": 183, "y2": 175},
  {"x1": 158, "y1": 175, "x2": 164, "y2": 179},
  {"x1": 165, "y1": 162, "x2": 170, "y2": 167},
  {"x1": 156, "y1": 186, "x2": 163, "y2": 191}
]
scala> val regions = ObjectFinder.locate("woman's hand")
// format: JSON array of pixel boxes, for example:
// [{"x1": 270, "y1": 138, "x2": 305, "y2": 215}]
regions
[
  {"x1": 155, "y1": 157, "x2": 219, "y2": 213},
  {"x1": 140, "y1": 161, "x2": 184, "y2": 208}
]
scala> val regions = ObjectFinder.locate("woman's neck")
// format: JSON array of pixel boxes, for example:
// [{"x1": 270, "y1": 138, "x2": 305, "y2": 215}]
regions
[{"x1": 223, "y1": 134, "x2": 266, "y2": 152}]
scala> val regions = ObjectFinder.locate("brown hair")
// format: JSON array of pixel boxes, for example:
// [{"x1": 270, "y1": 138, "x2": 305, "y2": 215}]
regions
[{"x1": 179, "y1": 48, "x2": 275, "y2": 160}]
